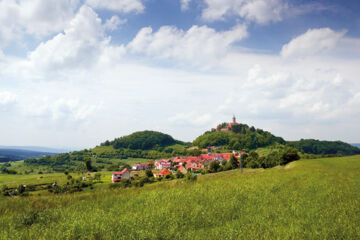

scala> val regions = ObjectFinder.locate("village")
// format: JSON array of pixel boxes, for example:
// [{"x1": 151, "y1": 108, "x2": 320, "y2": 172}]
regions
[{"x1": 111, "y1": 149, "x2": 246, "y2": 182}]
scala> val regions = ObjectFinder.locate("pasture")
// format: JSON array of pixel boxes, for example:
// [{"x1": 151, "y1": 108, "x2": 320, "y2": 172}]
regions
[{"x1": 0, "y1": 155, "x2": 359, "y2": 239}]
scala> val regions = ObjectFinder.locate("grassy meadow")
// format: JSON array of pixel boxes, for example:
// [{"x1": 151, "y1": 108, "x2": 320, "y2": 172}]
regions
[{"x1": 0, "y1": 155, "x2": 360, "y2": 239}]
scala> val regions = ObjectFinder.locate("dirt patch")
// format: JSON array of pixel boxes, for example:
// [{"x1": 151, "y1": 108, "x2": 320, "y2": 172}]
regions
[{"x1": 284, "y1": 161, "x2": 297, "y2": 169}]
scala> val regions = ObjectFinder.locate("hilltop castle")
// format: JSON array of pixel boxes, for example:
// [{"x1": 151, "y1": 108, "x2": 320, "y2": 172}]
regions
[{"x1": 216, "y1": 115, "x2": 238, "y2": 131}]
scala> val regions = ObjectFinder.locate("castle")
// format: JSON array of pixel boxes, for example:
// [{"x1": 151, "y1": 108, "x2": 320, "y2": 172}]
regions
[{"x1": 216, "y1": 115, "x2": 238, "y2": 131}]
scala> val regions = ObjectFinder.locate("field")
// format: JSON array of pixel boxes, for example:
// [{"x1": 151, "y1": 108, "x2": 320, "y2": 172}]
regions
[{"x1": 0, "y1": 155, "x2": 360, "y2": 239}]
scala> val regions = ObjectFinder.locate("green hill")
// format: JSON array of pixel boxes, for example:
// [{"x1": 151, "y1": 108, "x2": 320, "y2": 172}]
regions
[
  {"x1": 102, "y1": 130, "x2": 181, "y2": 150},
  {"x1": 193, "y1": 123, "x2": 285, "y2": 150},
  {"x1": 287, "y1": 139, "x2": 360, "y2": 155}
]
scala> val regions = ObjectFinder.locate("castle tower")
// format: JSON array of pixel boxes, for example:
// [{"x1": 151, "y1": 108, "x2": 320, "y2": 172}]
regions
[{"x1": 232, "y1": 115, "x2": 236, "y2": 123}]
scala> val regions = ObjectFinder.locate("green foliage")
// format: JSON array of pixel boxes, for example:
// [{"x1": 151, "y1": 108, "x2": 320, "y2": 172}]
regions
[
  {"x1": 175, "y1": 171, "x2": 185, "y2": 179},
  {"x1": 193, "y1": 123, "x2": 285, "y2": 150},
  {"x1": 145, "y1": 169, "x2": 153, "y2": 178},
  {"x1": 287, "y1": 139, "x2": 360, "y2": 155},
  {"x1": 185, "y1": 173, "x2": 198, "y2": 181},
  {"x1": 244, "y1": 147, "x2": 300, "y2": 169},
  {"x1": 105, "y1": 131, "x2": 177, "y2": 150},
  {"x1": 228, "y1": 154, "x2": 239, "y2": 169},
  {"x1": 209, "y1": 160, "x2": 221, "y2": 172}
]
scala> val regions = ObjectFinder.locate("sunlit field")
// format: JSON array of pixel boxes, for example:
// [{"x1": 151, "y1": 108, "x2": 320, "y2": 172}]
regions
[{"x1": 0, "y1": 155, "x2": 359, "y2": 239}]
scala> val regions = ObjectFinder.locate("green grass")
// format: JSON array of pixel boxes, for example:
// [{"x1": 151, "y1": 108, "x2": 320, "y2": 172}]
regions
[{"x1": 1, "y1": 155, "x2": 360, "y2": 239}]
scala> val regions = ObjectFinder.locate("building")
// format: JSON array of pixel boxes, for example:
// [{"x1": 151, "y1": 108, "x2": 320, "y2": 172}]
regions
[
  {"x1": 216, "y1": 115, "x2": 239, "y2": 131},
  {"x1": 155, "y1": 159, "x2": 172, "y2": 170},
  {"x1": 154, "y1": 168, "x2": 172, "y2": 178},
  {"x1": 112, "y1": 168, "x2": 131, "y2": 182},
  {"x1": 132, "y1": 163, "x2": 149, "y2": 171}
]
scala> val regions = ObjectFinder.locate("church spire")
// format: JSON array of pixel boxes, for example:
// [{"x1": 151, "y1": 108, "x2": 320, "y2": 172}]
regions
[{"x1": 232, "y1": 115, "x2": 236, "y2": 123}]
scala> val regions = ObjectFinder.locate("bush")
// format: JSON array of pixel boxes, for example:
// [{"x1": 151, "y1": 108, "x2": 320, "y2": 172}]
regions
[
  {"x1": 145, "y1": 169, "x2": 153, "y2": 178},
  {"x1": 185, "y1": 173, "x2": 198, "y2": 182},
  {"x1": 176, "y1": 171, "x2": 184, "y2": 179}
]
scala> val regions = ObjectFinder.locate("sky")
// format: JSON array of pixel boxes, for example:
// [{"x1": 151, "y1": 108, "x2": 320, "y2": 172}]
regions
[{"x1": 1, "y1": 0, "x2": 360, "y2": 149}]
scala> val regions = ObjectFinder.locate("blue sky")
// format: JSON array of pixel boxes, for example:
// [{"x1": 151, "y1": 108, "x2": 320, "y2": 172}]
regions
[{"x1": 0, "y1": 0, "x2": 360, "y2": 148}]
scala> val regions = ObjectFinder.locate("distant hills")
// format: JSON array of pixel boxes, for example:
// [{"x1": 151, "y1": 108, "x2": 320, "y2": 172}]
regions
[
  {"x1": 0, "y1": 146, "x2": 71, "y2": 153},
  {"x1": 9, "y1": 123, "x2": 360, "y2": 172},
  {"x1": 351, "y1": 143, "x2": 360, "y2": 148},
  {"x1": 287, "y1": 139, "x2": 360, "y2": 155},
  {"x1": 0, "y1": 148, "x2": 57, "y2": 162}
]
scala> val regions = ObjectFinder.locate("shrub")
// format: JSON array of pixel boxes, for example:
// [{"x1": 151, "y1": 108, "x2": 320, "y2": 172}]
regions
[
  {"x1": 176, "y1": 171, "x2": 184, "y2": 179},
  {"x1": 145, "y1": 169, "x2": 154, "y2": 178},
  {"x1": 185, "y1": 173, "x2": 198, "y2": 182}
]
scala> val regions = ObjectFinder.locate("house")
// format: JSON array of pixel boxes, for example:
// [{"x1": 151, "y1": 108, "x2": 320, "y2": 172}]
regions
[
  {"x1": 155, "y1": 159, "x2": 172, "y2": 170},
  {"x1": 132, "y1": 163, "x2": 149, "y2": 171},
  {"x1": 112, "y1": 168, "x2": 131, "y2": 182},
  {"x1": 177, "y1": 165, "x2": 187, "y2": 174},
  {"x1": 154, "y1": 168, "x2": 172, "y2": 178}
]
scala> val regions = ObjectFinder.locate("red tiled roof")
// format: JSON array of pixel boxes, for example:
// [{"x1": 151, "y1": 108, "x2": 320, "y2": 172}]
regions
[{"x1": 119, "y1": 168, "x2": 128, "y2": 175}]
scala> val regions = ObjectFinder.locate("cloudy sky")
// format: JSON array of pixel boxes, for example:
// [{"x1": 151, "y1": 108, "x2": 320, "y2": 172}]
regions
[{"x1": 1, "y1": 0, "x2": 360, "y2": 149}]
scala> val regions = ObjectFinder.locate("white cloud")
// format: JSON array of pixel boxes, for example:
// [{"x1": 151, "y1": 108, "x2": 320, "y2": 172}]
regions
[
  {"x1": 169, "y1": 112, "x2": 213, "y2": 126},
  {"x1": 25, "y1": 98, "x2": 101, "y2": 123},
  {"x1": 127, "y1": 24, "x2": 248, "y2": 67},
  {"x1": 86, "y1": 0, "x2": 144, "y2": 13},
  {"x1": 27, "y1": 5, "x2": 110, "y2": 74},
  {"x1": 202, "y1": 0, "x2": 286, "y2": 24},
  {"x1": 0, "y1": 91, "x2": 17, "y2": 106},
  {"x1": 180, "y1": 0, "x2": 192, "y2": 11},
  {"x1": 104, "y1": 15, "x2": 127, "y2": 31},
  {"x1": 281, "y1": 28, "x2": 346, "y2": 58},
  {"x1": 0, "y1": 0, "x2": 80, "y2": 47}
]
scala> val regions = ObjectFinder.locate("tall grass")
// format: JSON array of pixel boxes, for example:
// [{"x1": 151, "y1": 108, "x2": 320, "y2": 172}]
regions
[{"x1": 0, "y1": 156, "x2": 359, "y2": 239}]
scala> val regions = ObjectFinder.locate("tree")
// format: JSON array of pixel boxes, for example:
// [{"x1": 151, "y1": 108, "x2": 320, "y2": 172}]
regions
[
  {"x1": 145, "y1": 169, "x2": 153, "y2": 178},
  {"x1": 228, "y1": 154, "x2": 239, "y2": 169},
  {"x1": 84, "y1": 157, "x2": 93, "y2": 171},
  {"x1": 280, "y1": 146, "x2": 300, "y2": 165},
  {"x1": 209, "y1": 160, "x2": 221, "y2": 172}
]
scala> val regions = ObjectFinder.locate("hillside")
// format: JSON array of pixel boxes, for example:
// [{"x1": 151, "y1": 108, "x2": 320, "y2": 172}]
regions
[
  {"x1": 1, "y1": 155, "x2": 359, "y2": 239},
  {"x1": 287, "y1": 139, "x2": 360, "y2": 155},
  {"x1": 102, "y1": 130, "x2": 183, "y2": 150},
  {"x1": 193, "y1": 123, "x2": 285, "y2": 150},
  {"x1": 21, "y1": 131, "x2": 193, "y2": 173}
]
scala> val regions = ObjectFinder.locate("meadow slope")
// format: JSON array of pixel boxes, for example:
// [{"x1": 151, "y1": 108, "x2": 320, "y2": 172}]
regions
[{"x1": 0, "y1": 156, "x2": 360, "y2": 239}]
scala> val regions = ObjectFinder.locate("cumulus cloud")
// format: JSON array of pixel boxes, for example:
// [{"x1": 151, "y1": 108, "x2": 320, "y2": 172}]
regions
[
  {"x1": 104, "y1": 15, "x2": 127, "y2": 31},
  {"x1": 0, "y1": 0, "x2": 80, "y2": 47},
  {"x1": 27, "y1": 5, "x2": 110, "y2": 74},
  {"x1": 281, "y1": 28, "x2": 346, "y2": 58},
  {"x1": 202, "y1": 0, "x2": 286, "y2": 24},
  {"x1": 0, "y1": 91, "x2": 17, "y2": 106},
  {"x1": 180, "y1": 0, "x2": 192, "y2": 11},
  {"x1": 86, "y1": 0, "x2": 144, "y2": 13},
  {"x1": 127, "y1": 24, "x2": 248, "y2": 67}
]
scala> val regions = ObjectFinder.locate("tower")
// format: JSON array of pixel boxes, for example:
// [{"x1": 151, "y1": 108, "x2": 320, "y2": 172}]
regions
[{"x1": 232, "y1": 115, "x2": 236, "y2": 123}]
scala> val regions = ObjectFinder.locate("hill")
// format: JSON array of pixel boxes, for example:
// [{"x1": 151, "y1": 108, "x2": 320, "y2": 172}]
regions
[
  {"x1": 193, "y1": 123, "x2": 285, "y2": 150},
  {"x1": 21, "y1": 131, "x2": 193, "y2": 173},
  {"x1": 351, "y1": 143, "x2": 360, "y2": 148},
  {"x1": 0, "y1": 146, "x2": 71, "y2": 154},
  {"x1": 287, "y1": 139, "x2": 360, "y2": 155},
  {"x1": 1, "y1": 155, "x2": 359, "y2": 239},
  {"x1": 0, "y1": 148, "x2": 56, "y2": 162},
  {"x1": 101, "y1": 130, "x2": 181, "y2": 150}
]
